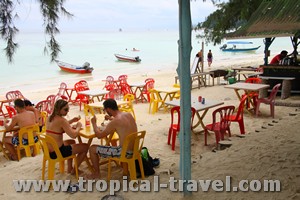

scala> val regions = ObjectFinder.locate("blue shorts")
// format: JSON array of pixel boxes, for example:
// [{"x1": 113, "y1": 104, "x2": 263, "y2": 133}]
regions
[
  {"x1": 11, "y1": 136, "x2": 39, "y2": 146},
  {"x1": 96, "y1": 146, "x2": 133, "y2": 158}
]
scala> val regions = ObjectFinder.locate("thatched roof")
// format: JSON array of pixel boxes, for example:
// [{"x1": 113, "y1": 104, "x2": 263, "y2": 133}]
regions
[{"x1": 226, "y1": 0, "x2": 300, "y2": 39}]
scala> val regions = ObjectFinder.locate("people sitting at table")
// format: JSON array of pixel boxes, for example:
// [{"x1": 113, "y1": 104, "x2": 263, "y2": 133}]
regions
[
  {"x1": 87, "y1": 98, "x2": 137, "y2": 179},
  {"x1": 269, "y1": 50, "x2": 288, "y2": 65},
  {"x1": 3, "y1": 99, "x2": 37, "y2": 161},
  {"x1": 24, "y1": 100, "x2": 43, "y2": 132},
  {"x1": 46, "y1": 99, "x2": 88, "y2": 174}
]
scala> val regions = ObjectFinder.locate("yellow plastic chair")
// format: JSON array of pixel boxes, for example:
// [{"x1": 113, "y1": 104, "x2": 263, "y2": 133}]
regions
[
  {"x1": 107, "y1": 130, "x2": 146, "y2": 181},
  {"x1": 40, "y1": 111, "x2": 48, "y2": 134},
  {"x1": 38, "y1": 133, "x2": 78, "y2": 180},
  {"x1": 148, "y1": 89, "x2": 166, "y2": 114},
  {"x1": 173, "y1": 83, "x2": 180, "y2": 99},
  {"x1": 120, "y1": 94, "x2": 136, "y2": 120},
  {"x1": 16, "y1": 124, "x2": 41, "y2": 161}
]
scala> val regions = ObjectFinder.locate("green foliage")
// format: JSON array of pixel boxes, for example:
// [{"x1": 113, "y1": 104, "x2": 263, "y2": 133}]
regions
[
  {"x1": 195, "y1": 0, "x2": 262, "y2": 45},
  {"x1": 0, "y1": 0, "x2": 73, "y2": 63}
]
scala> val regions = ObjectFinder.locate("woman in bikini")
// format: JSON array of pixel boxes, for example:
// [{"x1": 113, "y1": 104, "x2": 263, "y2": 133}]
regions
[{"x1": 46, "y1": 99, "x2": 88, "y2": 174}]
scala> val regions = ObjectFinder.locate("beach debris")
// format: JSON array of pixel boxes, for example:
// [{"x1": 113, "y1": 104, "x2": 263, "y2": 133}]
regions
[
  {"x1": 218, "y1": 141, "x2": 232, "y2": 150},
  {"x1": 255, "y1": 130, "x2": 260, "y2": 132},
  {"x1": 236, "y1": 134, "x2": 246, "y2": 138},
  {"x1": 159, "y1": 169, "x2": 173, "y2": 175},
  {"x1": 261, "y1": 126, "x2": 267, "y2": 129},
  {"x1": 268, "y1": 123, "x2": 274, "y2": 126},
  {"x1": 289, "y1": 112, "x2": 297, "y2": 116},
  {"x1": 272, "y1": 120, "x2": 279, "y2": 123}
]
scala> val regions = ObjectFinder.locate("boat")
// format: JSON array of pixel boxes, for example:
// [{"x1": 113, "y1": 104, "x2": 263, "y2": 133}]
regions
[
  {"x1": 55, "y1": 60, "x2": 94, "y2": 74},
  {"x1": 114, "y1": 54, "x2": 141, "y2": 62},
  {"x1": 220, "y1": 41, "x2": 261, "y2": 52}
]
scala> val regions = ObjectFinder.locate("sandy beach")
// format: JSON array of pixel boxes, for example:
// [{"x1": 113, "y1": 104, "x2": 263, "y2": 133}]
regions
[{"x1": 0, "y1": 58, "x2": 300, "y2": 200}]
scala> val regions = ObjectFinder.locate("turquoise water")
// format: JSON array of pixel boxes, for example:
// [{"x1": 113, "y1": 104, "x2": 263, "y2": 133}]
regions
[{"x1": 0, "y1": 30, "x2": 293, "y2": 95}]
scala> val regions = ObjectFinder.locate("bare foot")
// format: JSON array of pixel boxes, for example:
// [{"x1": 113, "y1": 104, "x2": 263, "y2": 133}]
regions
[{"x1": 85, "y1": 173, "x2": 101, "y2": 180}]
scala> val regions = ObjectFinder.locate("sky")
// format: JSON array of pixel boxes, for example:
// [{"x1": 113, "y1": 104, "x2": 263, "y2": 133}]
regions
[{"x1": 14, "y1": 0, "x2": 219, "y2": 32}]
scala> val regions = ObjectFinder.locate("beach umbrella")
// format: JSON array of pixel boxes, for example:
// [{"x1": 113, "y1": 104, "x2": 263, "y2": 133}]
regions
[{"x1": 177, "y1": 0, "x2": 192, "y2": 196}]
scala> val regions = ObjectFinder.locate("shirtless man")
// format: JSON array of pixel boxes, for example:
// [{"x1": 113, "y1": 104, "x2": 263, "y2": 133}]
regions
[
  {"x1": 88, "y1": 98, "x2": 137, "y2": 179},
  {"x1": 4, "y1": 98, "x2": 37, "y2": 160}
]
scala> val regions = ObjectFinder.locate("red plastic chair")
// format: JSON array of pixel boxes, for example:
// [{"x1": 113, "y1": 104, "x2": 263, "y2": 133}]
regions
[
  {"x1": 57, "y1": 82, "x2": 68, "y2": 100},
  {"x1": 141, "y1": 80, "x2": 155, "y2": 102},
  {"x1": 120, "y1": 82, "x2": 135, "y2": 98},
  {"x1": 227, "y1": 95, "x2": 247, "y2": 134},
  {"x1": 35, "y1": 100, "x2": 52, "y2": 115},
  {"x1": 6, "y1": 90, "x2": 26, "y2": 101},
  {"x1": 118, "y1": 75, "x2": 128, "y2": 85},
  {"x1": 243, "y1": 77, "x2": 262, "y2": 108},
  {"x1": 204, "y1": 105, "x2": 235, "y2": 146},
  {"x1": 5, "y1": 105, "x2": 17, "y2": 118},
  {"x1": 255, "y1": 83, "x2": 281, "y2": 118},
  {"x1": 103, "y1": 76, "x2": 115, "y2": 89},
  {"x1": 167, "y1": 106, "x2": 196, "y2": 151},
  {"x1": 74, "y1": 82, "x2": 90, "y2": 110}
]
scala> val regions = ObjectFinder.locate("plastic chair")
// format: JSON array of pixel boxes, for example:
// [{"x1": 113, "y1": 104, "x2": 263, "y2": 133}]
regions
[
  {"x1": 5, "y1": 105, "x2": 16, "y2": 118},
  {"x1": 173, "y1": 83, "x2": 180, "y2": 99},
  {"x1": 107, "y1": 131, "x2": 146, "y2": 181},
  {"x1": 46, "y1": 94, "x2": 58, "y2": 113},
  {"x1": 38, "y1": 133, "x2": 78, "y2": 181},
  {"x1": 227, "y1": 95, "x2": 247, "y2": 134},
  {"x1": 35, "y1": 100, "x2": 52, "y2": 115},
  {"x1": 40, "y1": 111, "x2": 48, "y2": 134},
  {"x1": 74, "y1": 82, "x2": 90, "y2": 110},
  {"x1": 255, "y1": 83, "x2": 281, "y2": 118},
  {"x1": 167, "y1": 106, "x2": 196, "y2": 151},
  {"x1": 243, "y1": 77, "x2": 262, "y2": 108},
  {"x1": 141, "y1": 79, "x2": 155, "y2": 102},
  {"x1": 148, "y1": 89, "x2": 165, "y2": 114},
  {"x1": 120, "y1": 94, "x2": 136, "y2": 120},
  {"x1": 118, "y1": 74, "x2": 128, "y2": 85},
  {"x1": 204, "y1": 105, "x2": 235, "y2": 146},
  {"x1": 16, "y1": 124, "x2": 41, "y2": 161},
  {"x1": 57, "y1": 82, "x2": 68, "y2": 100},
  {"x1": 6, "y1": 90, "x2": 26, "y2": 101},
  {"x1": 103, "y1": 76, "x2": 115, "y2": 89}
]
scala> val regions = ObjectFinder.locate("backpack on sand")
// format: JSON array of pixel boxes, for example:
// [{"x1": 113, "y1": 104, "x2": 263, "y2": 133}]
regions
[{"x1": 136, "y1": 147, "x2": 159, "y2": 177}]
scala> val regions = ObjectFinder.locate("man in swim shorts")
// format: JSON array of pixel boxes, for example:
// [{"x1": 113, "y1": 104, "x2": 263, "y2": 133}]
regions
[
  {"x1": 88, "y1": 98, "x2": 137, "y2": 179},
  {"x1": 4, "y1": 99, "x2": 37, "y2": 160}
]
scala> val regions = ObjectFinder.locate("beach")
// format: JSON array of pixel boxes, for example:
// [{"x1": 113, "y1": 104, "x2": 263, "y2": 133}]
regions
[{"x1": 0, "y1": 56, "x2": 300, "y2": 199}]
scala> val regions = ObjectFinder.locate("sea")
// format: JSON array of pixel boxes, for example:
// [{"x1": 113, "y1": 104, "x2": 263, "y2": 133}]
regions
[{"x1": 0, "y1": 30, "x2": 293, "y2": 95}]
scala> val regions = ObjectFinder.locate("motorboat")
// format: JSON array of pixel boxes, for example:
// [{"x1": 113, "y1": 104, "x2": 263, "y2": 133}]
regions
[
  {"x1": 55, "y1": 60, "x2": 94, "y2": 74},
  {"x1": 114, "y1": 54, "x2": 141, "y2": 62},
  {"x1": 220, "y1": 41, "x2": 260, "y2": 52}
]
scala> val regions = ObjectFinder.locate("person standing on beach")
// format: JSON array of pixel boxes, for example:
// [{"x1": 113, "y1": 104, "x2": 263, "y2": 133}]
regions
[
  {"x1": 87, "y1": 98, "x2": 137, "y2": 179},
  {"x1": 3, "y1": 99, "x2": 37, "y2": 161},
  {"x1": 207, "y1": 49, "x2": 213, "y2": 67}
]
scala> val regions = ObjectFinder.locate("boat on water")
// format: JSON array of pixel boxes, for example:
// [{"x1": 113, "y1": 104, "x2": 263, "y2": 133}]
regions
[
  {"x1": 114, "y1": 54, "x2": 141, "y2": 62},
  {"x1": 55, "y1": 60, "x2": 94, "y2": 74},
  {"x1": 220, "y1": 41, "x2": 260, "y2": 52}
]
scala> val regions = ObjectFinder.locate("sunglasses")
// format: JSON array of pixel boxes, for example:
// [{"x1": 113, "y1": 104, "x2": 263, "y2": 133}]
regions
[{"x1": 63, "y1": 108, "x2": 69, "y2": 112}]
